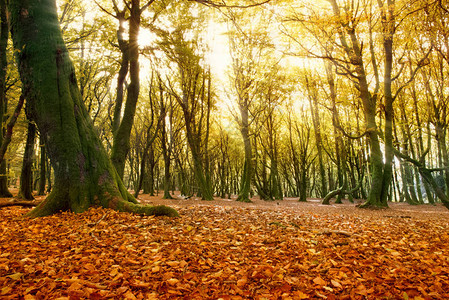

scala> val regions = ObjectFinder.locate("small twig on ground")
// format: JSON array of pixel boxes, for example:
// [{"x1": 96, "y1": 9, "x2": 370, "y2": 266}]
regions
[
  {"x1": 90, "y1": 231, "x2": 100, "y2": 242},
  {"x1": 87, "y1": 212, "x2": 109, "y2": 227}
]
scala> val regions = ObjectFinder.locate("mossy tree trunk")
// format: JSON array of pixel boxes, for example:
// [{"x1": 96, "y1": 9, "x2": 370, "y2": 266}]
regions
[
  {"x1": 134, "y1": 83, "x2": 163, "y2": 198},
  {"x1": 142, "y1": 145, "x2": 156, "y2": 195},
  {"x1": 180, "y1": 90, "x2": 214, "y2": 201},
  {"x1": 160, "y1": 100, "x2": 172, "y2": 200},
  {"x1": 306, "y1": 75, "x2": 327, "y2": 198},
  {"x1": 9, "y1": 0, "x2": 178, "y2": 218},
  {"x1": 111, "y1": 11, "x2": 128, "y2": 136},
  {"x1": 377, "y1": 0, "x2": 395, "y2": 205},
  {"x1": 328, "y1": 0, "x2": 389, "y2": 208},
  {"x1": 110, "y1": 0, "x2": 142, "y2": 179},
  {"x1": 266, "y1": 112, "x2": 283, "y2": 201},
  {"x1": 0, "y1": 0, "x2": 12, "y2": 197},
  {"x1": 18, "y1": 121, "x2": 36, "y2": 200},
  {"x1": 236, "y1": 104, "x2": 252, "y2": 203}
]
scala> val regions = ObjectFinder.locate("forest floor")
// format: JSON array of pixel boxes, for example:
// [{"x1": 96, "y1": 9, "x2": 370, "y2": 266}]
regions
[{"x1": 0, "y1": 191, "x2": 448, "y2": 299}]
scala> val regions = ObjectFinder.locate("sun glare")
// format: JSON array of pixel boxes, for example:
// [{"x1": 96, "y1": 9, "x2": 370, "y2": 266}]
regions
[
  {"x1": 138, "y1": 27, "x2": 158, "y2": 47},
  {"x1": 205, "y1": 20, "x2": 231, "y2": 82}
]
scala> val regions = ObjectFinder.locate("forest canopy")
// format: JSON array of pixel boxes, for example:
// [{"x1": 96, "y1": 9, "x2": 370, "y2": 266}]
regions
[{"x1": 1, "y1": 0, "x2": 449, "y2": 214}]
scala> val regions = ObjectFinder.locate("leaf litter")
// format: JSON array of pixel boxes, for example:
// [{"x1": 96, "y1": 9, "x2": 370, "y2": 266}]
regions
[{"x1": 0, "y1": 198, "x2": 448, "y2": 299}]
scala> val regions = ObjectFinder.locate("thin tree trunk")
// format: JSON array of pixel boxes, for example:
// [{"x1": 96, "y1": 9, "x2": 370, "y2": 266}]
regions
[
  {"x1": 37, "y1": 135, "x2": 46, "y2": 195},
  {"x1": 307, "y1": 75, "x2": 327, "y2": 198},
  {"x1": 18, "y1": 122, "x2": 36, "y2": 200},
  {"x1": 236, "y1": 101, "x2": 252, "y2": 202},
  {"x1": 112, "y1": 13, "x2": 129, "y2": 135}
]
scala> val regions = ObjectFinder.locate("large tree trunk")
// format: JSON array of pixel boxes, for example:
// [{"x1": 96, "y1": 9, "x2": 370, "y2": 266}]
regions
[{"x1": 9, "y1": 0, "x2": 177, "y2": 218}]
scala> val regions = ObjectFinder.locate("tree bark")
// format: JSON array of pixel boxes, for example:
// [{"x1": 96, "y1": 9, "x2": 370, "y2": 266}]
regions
[
  {"x1": 236, "y1": 103, "x2": 252, "y2": 202},
  {"x1": 37, "y1": 135, "x2": 46, "y2": 195},
  {"x1": 17, "y1": 121, "x2": 36, "y2": 200},
  {"x1": 328, "y1": 0, "x2": 388, "y2": 208},
  {"x1": 9, "y1": 0, "x2": 177, "y2": 217},
  {"x1": 160, "y1": 101, "x2": 172, "y2": 200},
  {"x1": 0, "y1": 0, "x2": 12, "y2": 197},
  {"x1": 111, "y1": 0, "x2": 141, "y2": 179},
  {"x1": 307, "y1": 76, "x2": 327, "y2": 198},
  {"x1": 112, "y1": 12, "x2": 129, "y2": 135}
]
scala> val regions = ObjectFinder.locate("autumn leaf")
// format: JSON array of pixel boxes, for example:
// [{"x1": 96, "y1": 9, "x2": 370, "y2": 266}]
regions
[
  {"x1": 0, "y1": 202, "x2": 448, "y2": 299},
  {"x1": 6, "y1": 272, "x2": 23, "y2": 280},
  {"x1": 313, "y1": 276, "x2": 326, "y2": 286},
  {"x1": 331, "y1": 279, "x2": 342, "y2": 288},
  {"x1": 237, "y1": 276, "x2": 247, "y2": 287},
  {"x1": 166, "y1": 278, "x2": 179, "y2": 285}
]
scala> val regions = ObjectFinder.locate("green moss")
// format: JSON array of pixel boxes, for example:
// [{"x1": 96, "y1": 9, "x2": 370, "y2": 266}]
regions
[
  {"x1": 142, "y1": 205, "x2": 179, "y2": 217},
  {"x1": 11, "y1": 0, "x2": 178, "y2": 219}
]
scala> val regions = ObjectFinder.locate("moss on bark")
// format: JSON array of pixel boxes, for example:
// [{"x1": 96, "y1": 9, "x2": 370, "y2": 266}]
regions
[{"x1": 9, "y1": 0, "x2": 177, "y2": 218}]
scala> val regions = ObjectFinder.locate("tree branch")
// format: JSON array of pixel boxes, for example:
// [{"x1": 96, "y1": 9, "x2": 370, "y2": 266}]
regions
[{"x1": 192, "y1": 0, "x2": 271, "y2": 8}]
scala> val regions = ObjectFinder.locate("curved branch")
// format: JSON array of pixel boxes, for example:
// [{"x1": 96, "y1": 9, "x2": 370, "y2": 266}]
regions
[
  {"x1": 0, "y1": 91, "x2": 25, "y2": 163},
  {"x1": 392, "y1": 147, "x2": 449, "y2": 209}
]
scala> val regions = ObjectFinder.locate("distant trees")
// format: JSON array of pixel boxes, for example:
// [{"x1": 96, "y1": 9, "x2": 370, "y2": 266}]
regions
[{"x1": 3, "y1": 0, "x2": 449, "y2": 213}]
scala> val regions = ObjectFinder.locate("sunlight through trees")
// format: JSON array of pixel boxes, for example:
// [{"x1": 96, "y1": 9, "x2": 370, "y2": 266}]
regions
[{"x1": 1, "y1": 0, "x2": 449, "y2": 212}]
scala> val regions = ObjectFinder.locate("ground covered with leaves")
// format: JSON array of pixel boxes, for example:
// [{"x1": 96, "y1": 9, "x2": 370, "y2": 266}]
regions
[{"x1": 1, "y1": 196, "x2": 448, "y2": 299}]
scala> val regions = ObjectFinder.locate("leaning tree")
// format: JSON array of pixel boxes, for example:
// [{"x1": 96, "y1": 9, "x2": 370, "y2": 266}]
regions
[{"x1": 8, "y1": 0, "x2": 177, "y2": 217}]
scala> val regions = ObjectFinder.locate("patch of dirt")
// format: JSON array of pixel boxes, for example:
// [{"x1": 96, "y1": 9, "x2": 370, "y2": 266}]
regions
[{"x1": 138, "y1": 191, "x2": 449, "y2": 222}]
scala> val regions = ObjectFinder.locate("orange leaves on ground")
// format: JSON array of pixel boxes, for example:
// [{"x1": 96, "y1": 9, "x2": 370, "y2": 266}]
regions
[{"x1": 0, "y1": 203, "x2": 449, "y2": 299}]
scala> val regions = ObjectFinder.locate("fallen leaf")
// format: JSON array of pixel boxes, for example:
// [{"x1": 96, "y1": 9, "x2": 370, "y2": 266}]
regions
[
  {"x1": 313, "y1": 276, "x2": 326, "y2": 286},
  {"x1": 331, "y1": 279, "x2": 342, "y2": 288},
  {"x1": 6, "y1": 272, "x2": 23, "y2": 280},
  {"x1": 237, "y1": 276, "x2": 247, "y2": 287},
  {"x1": 166, "y1": 278, "x2": 179, "y2": 285}
]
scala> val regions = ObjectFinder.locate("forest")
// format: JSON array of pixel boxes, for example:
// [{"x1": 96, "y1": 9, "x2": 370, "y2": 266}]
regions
[
  {"x1": 1, "y1": 0, "x2": 449, "y2": 211},
  {"x1": 0, "y1": 0, "x2": 449, "y2": 299}
]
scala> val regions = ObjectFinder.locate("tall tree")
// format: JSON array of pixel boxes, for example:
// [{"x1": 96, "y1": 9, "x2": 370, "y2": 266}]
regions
[
  {"x1": 305, "y1": 74, "x2": 327, "y2": 198},
  {"x1": 226, "y1": 8, "x2": 276, "y2": 202},
  {"x1": 8, "y1": 0, "x2": 177, "y2": 217},
  {"x1": 156, "y1": 3, "x2": 215, "y2": 200},
  {"x1": 109, "y1": 0, "x2": 146, "y2": 179},
  {"x1": 0, "y1": 0, "x2": 12, "y2": 197}
]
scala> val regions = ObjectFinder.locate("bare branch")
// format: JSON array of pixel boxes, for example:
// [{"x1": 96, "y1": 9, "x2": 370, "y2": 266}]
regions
[
  {"x1": 192, "y1": 0, "x2": 271, "y2": 9},
  {"x1": 93, "y1": 0, "x2": 119, "y2": 19},
  {"x1": 393, "y1": 47, "x2": 433, "y2": 101},
  {"x1": 140, "y1": 0, "x2": 156, "y2": 13}
]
